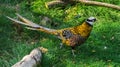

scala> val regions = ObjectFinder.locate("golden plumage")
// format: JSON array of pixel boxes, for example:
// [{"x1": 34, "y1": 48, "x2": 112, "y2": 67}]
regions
[
  {"x1": 58, "y1": 22, "x2": 93, "y2": 47},
  {"x1": 7, "y1": 14, "x2": 96, "y2": 56}
]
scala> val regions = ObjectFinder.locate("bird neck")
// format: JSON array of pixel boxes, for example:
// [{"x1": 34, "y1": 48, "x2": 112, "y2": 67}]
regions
[
  {"x1": 81, "y1": 22, "x2": 93, "y2": 28},
  {"x1": 76, "y1": 22, "x2": 93, "y2": 29},
  {"x1": 75, "y1": 22, "x2": 93, "y2": 37},
  {"x1": 86, "y1": 21, "x2": 93, "y2": 26}
]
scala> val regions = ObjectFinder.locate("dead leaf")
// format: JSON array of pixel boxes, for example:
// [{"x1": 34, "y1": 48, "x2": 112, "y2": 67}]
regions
[
  {"x1": 102, "y1": 35, "x2": 106, "y2": 39},
  {"x1": 107, "y1": 60, "x2": 111, "y2": 62},
  {"x1": 31, "y1": 42, "x2": 35, "y2": 44},
  {"x1": 92, "y1": 50, "x2": 96, "y2": 52},
  {"x1": 110, "y1": 36, "x2": 114, "y2": 40}
]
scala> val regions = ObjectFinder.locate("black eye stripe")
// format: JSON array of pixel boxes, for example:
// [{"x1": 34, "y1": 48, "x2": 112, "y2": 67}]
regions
[{"x1": 87, "y1": 19, "x2": 93, "y2": 22}]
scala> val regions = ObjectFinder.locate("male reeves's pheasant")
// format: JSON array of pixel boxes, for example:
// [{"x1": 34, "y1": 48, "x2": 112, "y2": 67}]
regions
[{"x1": 7, "y1": 14, "x2": 96, "y2": 56}]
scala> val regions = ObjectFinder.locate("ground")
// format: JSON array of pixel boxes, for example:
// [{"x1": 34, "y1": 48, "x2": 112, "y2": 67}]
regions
[{"x1": 0, "y1": 0, "x2": 120, "y2": 67}]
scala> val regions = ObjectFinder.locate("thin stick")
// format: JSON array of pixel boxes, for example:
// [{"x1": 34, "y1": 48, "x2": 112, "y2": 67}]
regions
[
  {"x1": 46, "y1": 0, "x2": 120, "y2": 10},
  {"x1": 45, "y1": 0, "x2": 65, "y2": 9},
  {"x1": 78, "y1": 0, "x2": 120, "y2": 10}
]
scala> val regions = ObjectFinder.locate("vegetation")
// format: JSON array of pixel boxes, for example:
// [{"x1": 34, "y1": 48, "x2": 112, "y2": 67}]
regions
[{"x1": 0, "y1": 0, "x2": 120, "y2": 67}]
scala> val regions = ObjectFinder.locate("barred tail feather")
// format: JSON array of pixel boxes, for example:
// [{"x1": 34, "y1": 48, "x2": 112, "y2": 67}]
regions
[
  {"x1": 15, "y1": 13, "x2": 40, "y2": 27},
  {"x1": 7, "y1": 14, "x2": 58, "y2": 35}
]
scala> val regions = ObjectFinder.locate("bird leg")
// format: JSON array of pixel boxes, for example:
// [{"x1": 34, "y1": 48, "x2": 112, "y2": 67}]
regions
[
  {"x1": 60, "y1": 43, "x2": 63, "y2": 49},
  {"x1": 72, "y1": 49, "x2": 76, "y2": 57},
  {"x1": 71, "y1": 47, "x2": 76, "y2": 57}
]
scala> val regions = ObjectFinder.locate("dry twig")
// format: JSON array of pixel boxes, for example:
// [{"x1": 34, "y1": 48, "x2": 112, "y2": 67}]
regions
[{"x1": 45, "y1": 0, "x2": 120, "y2": 10}]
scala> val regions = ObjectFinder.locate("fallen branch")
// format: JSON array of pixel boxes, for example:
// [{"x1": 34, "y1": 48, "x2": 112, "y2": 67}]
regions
[
  {"x1": 45, "y1": 0, "x2": 120, "y2": 10},
  {"x1": 45, "y1": 0, "x2": 65, "y2": 9},
  {"x1": 78, "y1": 0, "x2": 120, "y2": 10},
  {"x1": 45, "y1": 0, "x2": 77, "y2": 9},
  {"x1": 12, "y1": 47, "x2": 48, "y2": 67}
]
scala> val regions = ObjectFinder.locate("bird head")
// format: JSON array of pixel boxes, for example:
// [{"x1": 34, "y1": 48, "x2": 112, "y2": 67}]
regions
[{"x1": 86, "y1": 17, "x2": 96, "y2": 26}]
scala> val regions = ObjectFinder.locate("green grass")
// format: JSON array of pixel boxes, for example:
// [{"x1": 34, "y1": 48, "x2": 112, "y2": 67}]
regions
[{"x1": 0, "y1": 0, "x2": 120, "y2": 67}]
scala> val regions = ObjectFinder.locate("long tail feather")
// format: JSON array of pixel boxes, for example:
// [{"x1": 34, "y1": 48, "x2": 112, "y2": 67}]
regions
[
  {"x1": 25, "y1": 27, "x2": 39, "y2": 30},
  {"x1": 15, "y1": 13, "x2": 40, "y2": 27},
  {"x1": 7, "y1": 14, "x2": 58, "y2": 35},
  {"x1": 6, "y1": 16, "x2": 32, "y2": 26}
]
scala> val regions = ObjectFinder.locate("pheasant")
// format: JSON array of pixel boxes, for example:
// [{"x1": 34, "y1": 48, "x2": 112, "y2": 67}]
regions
[{"x1": 7, "y1": 14, "x2": 96, "y2": 56}]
